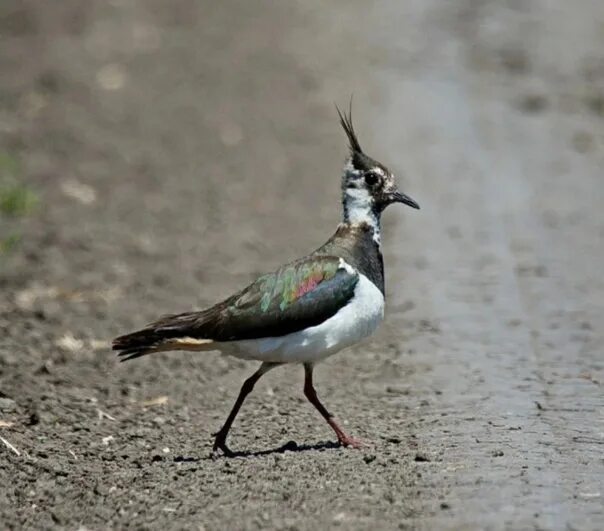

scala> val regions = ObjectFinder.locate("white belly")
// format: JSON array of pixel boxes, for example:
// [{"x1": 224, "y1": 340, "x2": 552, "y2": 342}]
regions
[{"x1": 222, "y1": 274, "x2": 384, "y2": 363}]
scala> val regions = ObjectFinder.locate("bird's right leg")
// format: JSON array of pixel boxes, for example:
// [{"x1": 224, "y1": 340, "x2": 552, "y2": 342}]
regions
[
  {"x1": 213, "y1": 361, "x2": 280, "y2": 456},
  {"x1": 303, "y1": 362, "x2": 362, "y2": 448}
]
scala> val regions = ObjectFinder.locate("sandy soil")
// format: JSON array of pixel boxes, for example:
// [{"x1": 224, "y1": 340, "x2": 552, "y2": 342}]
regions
[{"x1": 1, "y1": 1, "x2": 603, "y2": 529}]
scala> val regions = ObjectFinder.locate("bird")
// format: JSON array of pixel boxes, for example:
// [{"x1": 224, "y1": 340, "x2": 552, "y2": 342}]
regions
[{"x1": 112, "y1": 104, "x2": 419, "y2": 456}]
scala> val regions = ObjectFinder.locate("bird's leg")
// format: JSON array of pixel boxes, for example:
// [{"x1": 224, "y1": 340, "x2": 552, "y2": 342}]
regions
[
  {"x1": 303, "y1": 363, "x2": 362, "y2": 448},
  {"x1": 213, "y1": 362, "x2": 280, "y2": 456}
]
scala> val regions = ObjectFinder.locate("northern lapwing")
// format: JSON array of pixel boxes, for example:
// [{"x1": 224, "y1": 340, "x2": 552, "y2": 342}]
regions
[{"x1": 113, "y1": 105, "x2": 419, "y2": 456}]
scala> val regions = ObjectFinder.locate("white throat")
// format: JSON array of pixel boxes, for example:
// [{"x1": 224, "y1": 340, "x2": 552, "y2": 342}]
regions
[{"x1": 343, "y1": 187, "x2": 381, "y2": 245}]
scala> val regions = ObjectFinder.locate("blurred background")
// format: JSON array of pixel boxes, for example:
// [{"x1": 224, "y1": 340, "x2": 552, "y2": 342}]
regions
[{"x1": 1, "y1": 1, "x2": 603, "y2": 529}]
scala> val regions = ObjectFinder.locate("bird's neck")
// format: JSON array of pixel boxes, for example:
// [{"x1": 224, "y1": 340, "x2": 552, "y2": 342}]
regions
[
  {"x1": 342, "y1": 188, "x2": 381, "y2": 246},
  {"x1": 317, "y1": 220, "x2": 385, "y2": 294}
]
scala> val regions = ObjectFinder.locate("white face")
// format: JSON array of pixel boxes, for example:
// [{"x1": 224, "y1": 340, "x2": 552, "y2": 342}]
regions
[
  {"x1": 343, "y1": 158, "x2": 397, "y2": 203},
  {"x1": 342, "y1": 161, "x2": 392, "y2": 243}
]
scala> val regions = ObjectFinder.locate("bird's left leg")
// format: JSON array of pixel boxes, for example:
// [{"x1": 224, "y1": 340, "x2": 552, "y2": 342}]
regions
[
  {"x1": 213, "y1": 361, "x2": 281, "y2": 456},
  {"x1": 302, "y1": 362, "x2": 362, "y2": 448}
]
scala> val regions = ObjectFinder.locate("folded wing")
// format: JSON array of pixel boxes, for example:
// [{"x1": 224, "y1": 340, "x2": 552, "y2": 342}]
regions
[{"x1": 113, "y1": 256, "x2": 358, "y2": 359}]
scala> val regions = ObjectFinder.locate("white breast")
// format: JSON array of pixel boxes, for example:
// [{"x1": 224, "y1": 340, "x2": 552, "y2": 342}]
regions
[{"x1": 224, "y1": 271, "x2": 385, "y2": 363}]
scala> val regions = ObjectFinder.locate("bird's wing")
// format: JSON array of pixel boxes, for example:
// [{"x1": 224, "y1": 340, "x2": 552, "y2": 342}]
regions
[{"x1": 154, "y1": 255, "x2": 359, "y2": 341}]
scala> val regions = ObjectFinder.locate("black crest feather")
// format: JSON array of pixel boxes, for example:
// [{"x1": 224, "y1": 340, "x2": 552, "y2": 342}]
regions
[
  {"x1": 336, "y1": 100, "x2": 362, "y2": 154},
  {"x1": 336, "y1": 99, "x2": 377, "y2": 171}
]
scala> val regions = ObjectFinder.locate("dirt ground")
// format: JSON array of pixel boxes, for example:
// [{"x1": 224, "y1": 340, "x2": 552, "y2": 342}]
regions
[{"x1": 1, "y1": 1, "x2": 603, "y2": 529}]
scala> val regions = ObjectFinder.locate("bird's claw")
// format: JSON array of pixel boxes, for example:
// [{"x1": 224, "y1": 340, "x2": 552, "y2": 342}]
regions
[
  {"x1": 337, "y1": 435, "x2": 364, "y2": 449},
  {"x1": 212, "y1": 433, "x2": 236, "y2": 457}
]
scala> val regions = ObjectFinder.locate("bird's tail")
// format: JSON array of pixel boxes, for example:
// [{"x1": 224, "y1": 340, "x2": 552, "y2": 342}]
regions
[{"x1": 112, "y1": 312, "x2": 215, "y2": 361}]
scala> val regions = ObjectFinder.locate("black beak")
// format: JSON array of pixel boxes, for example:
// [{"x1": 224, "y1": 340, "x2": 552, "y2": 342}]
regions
[{"x1": 390, "y1": 190, "x2": 420, "y2": 210}]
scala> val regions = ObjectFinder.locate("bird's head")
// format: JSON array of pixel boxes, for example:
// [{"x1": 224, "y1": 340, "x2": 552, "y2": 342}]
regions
[{"x1": 337, "y1": 104, "x2": 419, "y2": 225}]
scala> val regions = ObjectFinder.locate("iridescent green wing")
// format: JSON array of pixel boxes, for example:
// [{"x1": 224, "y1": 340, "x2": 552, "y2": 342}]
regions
[{"x1": 212, "y1": 256, "x2": 358, "y2": 340}]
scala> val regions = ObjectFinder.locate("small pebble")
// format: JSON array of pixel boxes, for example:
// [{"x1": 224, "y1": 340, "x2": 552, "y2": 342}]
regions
[{"x1": 0, "y1": 398, "x2": 17, "y2": 412}]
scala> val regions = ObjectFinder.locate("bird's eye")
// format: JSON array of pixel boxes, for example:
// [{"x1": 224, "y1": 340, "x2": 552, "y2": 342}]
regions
[{"x1": 364, "y1": 171, "x2": 379, "y2": 186}]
